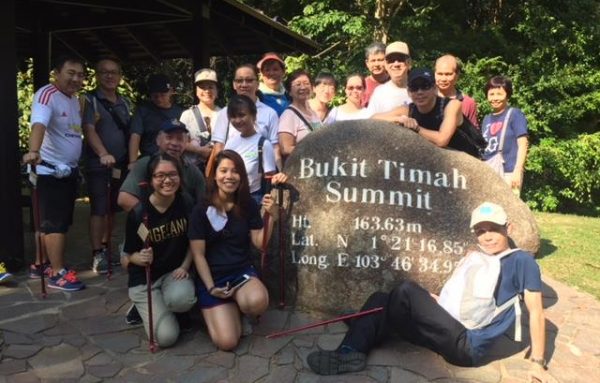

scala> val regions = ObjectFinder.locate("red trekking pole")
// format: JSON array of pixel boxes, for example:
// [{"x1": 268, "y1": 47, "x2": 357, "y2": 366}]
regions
[
  {"x1": 139, "y1": 181, "x2": 157, "y2": 353},
  {"x1": 30, "y1": 166, "x2": 47, "y2": 299}
]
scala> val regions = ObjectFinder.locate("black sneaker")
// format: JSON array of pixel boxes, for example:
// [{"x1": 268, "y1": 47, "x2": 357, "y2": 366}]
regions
[
  {"x1": 307, "y1": 350, "x2": 367, "y2": 375},
  {"x1": 126, "y1": 304, "x2": 142, "y2": 325},
  {"x1": 175, "y1": 312, "x2": 193, "y2": 332}
]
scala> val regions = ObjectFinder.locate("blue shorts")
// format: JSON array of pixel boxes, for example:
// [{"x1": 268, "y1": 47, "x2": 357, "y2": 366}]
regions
[{"x1": 197, "y1": 265, "x2": 258, "y2": 309}]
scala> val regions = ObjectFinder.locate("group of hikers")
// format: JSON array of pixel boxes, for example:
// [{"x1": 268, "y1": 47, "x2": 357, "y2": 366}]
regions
[{"x1": 3, "y1": 38, "x2": 554, "y2": 382}]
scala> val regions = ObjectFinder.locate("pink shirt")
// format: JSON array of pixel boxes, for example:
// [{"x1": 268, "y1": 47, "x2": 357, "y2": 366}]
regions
[{"x1": 361, "y1": 76, "x2": 386, "y2": 107}]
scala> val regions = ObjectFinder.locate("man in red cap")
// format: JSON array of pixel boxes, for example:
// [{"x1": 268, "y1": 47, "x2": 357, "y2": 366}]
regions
[{"x1": 257, "y1": 52, "x2": 289, "y2": 116}]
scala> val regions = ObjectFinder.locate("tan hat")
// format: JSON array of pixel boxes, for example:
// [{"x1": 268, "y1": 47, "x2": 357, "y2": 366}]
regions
[
  {"x1": 385, "y1": 41, "x2": 410, "y2": 57},
  {"x1": 194, "y1": 69, "x2": 218, "y2": 84},
  {"x1": 470, "y1": 202, "x2": 508, "y2": 228}
]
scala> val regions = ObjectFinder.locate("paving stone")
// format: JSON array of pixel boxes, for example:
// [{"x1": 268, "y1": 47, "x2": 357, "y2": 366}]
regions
[
  {"x1": 390, "y1": 367, "x2": 429, "y2": 383},
  {"x1": 175, "y1": 363, "x2": 228, "y2": 383},
  {"x1": 141, "y1": 355, "x2": 197, "y2": 375},
  {"x1": 294, "y1": 346, "x2": 313, "y2": 371},
  {"x1": 262, "y1": 365, "x2": 297, "y2": 383},
  {"x1": 274, "y1": 344, "x2": 295, "y2": 365},
  {"x1": 316, "y1": 334, "x2": 344, "y2": 350},
  {"x1": 0, "y1": 359, "x2": 28, "y2": 375},
  {"x1": 79, "y1": 344, "x2": 102, "y2": 362},
  {"x1": 288, "y1": 312, "x2": 327, "y2": 336},
  {"x1": 86, "y1": 363, "x2": 122, "y2": 379},
  {"x1": 62, "y1": 334, "x2": 86, "y2": 348},
  {"x1": 547, "y1": 365, "x2": 596, "y2": 383},
  {"x1": 324, "y1": 321, "x2": 348, "y2": 334},
  {"x1": 2, "y1": 332, "x2": 33, "y2": 345},
  {"x1": 234, "y1": 335, "x2": 252, "y2": 356},
  {"x1": 104, "y1": 289, "x2": 130, "y2": 314},
  {"x1": 0, "y1": 303, "x2": 56, "y2": 322},
  {"x1": 60, "y1": 298, "x2": 107, "y2": 320},
  {"x1": 3, "y1": 344, "x2": 43, "y2": 359},
  {"x1": 37, "y1": 335, "x2": 63, "y2": 347},
  {"x1": 366, "y1": 365, "x2": 389, "y2": 383},
  {"x1": 6, "y1": 371, "x2": 40, "y2": 383},
  {"x1": 90, "y1": 332, "x2": 139, "y2": 353},
  {"x1": 292, "y1": 335, "x2": 315, "y2": 348},
  {"x1": 395, "y1": 351, "x2": 451, "y2": 380},
  {"x1": 173, "y1": 332, "x2": 216, "y2": 355},
  {"x1": 72, "y1": 314, "x2": 129, "y2": 335},
  {"x1": 0, "y1": 292, "x2": 33, "y2": 306},
  {"x1": 28, "y1": 344, "x2": 84, "y2": 380},
  {"x1": 449, "y1": 364, "x2": 501, "y2": 383},
  {"x1": 250, "y1": 335, "x2": 291, "y2": 358},
  {"x1": 501, "y1": 358, "x2": 533, "y2": 381},
  {"x1": 85, "y1": 352, "x2": 114, "y2": 366},
  {"x1": 253, "y1": 309, "x2": 290, "y2": 336},
  {"x1": 0, "y1": 314, "x2": 58, "y2": 334},
  {"x1": 203, "y1": 350, "x2": 236, "y2": 368},
  {"x1": 64, "y1": 286, "x2": 106, "y2": 302},
  {"x1": 230, "y1": 354, "x2": 269, "y2": 383},
  {"x1": 42, "y1": 322, "x2": 77, "y2": 337},
  {"x1": 76, "y1": 374, "x2": 103, "y2": 383}
]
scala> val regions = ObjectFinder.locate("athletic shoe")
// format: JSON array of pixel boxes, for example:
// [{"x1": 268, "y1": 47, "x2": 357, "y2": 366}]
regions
[
  {"x1": 29, "y1": 262, "x2": 52, "y2": 279},
  {"x1": 92, "y1": 250, "x2": 109, "y2": 275},
  {"x1": 126, "y1": 304, "x2": 142, "y2": 325},
  {"x1": 307, "y1": 349, "x2": 367, "y2": 375},
  {"x1": 0, "y1": 263, "x2": 13, "y2": 284},
  {"x1": 47, "y1": 269, "x2": 85, "y2": 291}
]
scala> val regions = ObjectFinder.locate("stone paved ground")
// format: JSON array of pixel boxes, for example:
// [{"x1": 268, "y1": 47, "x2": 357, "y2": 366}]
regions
[{"x1": 1, "y1": 206, "x2": 598, "y2": 382}]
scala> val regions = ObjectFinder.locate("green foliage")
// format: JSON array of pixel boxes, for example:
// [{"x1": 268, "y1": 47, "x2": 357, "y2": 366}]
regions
[
  {"x1": 525, "y1": 133, "x2": 600, "y2": 214},
  {"x1": 17, "y1": 59, "x2": 34, "y2": 154}
]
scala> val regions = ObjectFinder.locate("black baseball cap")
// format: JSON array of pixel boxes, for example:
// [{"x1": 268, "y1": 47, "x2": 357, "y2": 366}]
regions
[
  {"x1": 147, "y1": 74, "x2": 171, "y2": 94},
  {"x1": 160, "y1": 119, "x2": 188, "y2": 134},
  {"x1": 408, "y1": 68, "x2": 434, "y2": 87}
]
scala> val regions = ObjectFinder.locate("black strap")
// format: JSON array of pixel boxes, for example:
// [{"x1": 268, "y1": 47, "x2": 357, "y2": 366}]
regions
[
  {"x1": 191, "y1": 105, "x2": 209, "y2": 133},
  {"x1": 92, "y1": 93, "x2": 131, "y2": 133},
  {"x1": 286, "y1": 106, "x2": 314, "y2": 132}
]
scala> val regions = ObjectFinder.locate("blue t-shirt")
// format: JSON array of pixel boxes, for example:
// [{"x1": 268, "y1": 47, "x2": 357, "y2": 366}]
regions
[
  {"x1": 260, "y1": 92, "x2": 290, "y2": 117},
  {"x1": 466, "y1": 250, "x2": 541, "y2": 363},
  {"x1": 481, "y1": 107, "x2": 528, "y2": 172}
]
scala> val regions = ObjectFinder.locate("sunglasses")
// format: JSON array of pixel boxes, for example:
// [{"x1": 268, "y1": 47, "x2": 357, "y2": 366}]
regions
[
  {"x1": 385, "y1": 54, "x2": 410, "y2": 64},
  {"x1": 408, "y1": 82, "x2": 434, "y2": 92}
]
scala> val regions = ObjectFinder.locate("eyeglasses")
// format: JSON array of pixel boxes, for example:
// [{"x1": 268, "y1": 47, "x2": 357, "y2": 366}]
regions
[
  {"x1": 233, "y1": 78, "x2": 257, "y2": 85},
  {"x1": 98, "y1": 70, "x2": 121, "y2": 77},
  {"x1": 292, "y1": 81, "x2": 311, "y2": 88},
  {"x1": 408, "y1": 83, "x2": 434, "y2": 92},
  {"x1": 386, "y1": 54, "x2": 410, "y2": 64},
  {"x1": 346, "y1": 86, "x2": 364, "y2": 91},
  {"x1": 152, "y1": 172, "x2": 180, "y2": 182}
]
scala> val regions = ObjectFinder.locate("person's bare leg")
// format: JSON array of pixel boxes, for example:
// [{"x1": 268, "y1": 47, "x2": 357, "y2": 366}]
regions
[
  {"x1": 34, "y1": 231, "x2": 48, "y2": 264},
  {"x1": 44, "y1": 233, "x2": 66, "y2": 275},
  {"x1": 201, "y1": 303, "x2": 242, "y2": 351}
]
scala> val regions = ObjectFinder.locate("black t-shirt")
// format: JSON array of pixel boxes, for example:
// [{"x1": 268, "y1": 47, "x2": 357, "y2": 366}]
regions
[
  {"x1": 124, "y1": 193, "x2": 192, "y2": 287},
  {"x1": 188, "y1": 199, "x2": 263, "y2": 279},
  {"x1": 409, "y1": 96, "x2": 478, "y2": 157}
]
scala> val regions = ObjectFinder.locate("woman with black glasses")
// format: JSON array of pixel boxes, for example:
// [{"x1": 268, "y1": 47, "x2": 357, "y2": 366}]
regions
[
  {"x1": 122, "y1": 153, "x2": 197, "y2": 348},
  {"x1": 325, "y1": 73, "x2": 370, "y2": 124}
]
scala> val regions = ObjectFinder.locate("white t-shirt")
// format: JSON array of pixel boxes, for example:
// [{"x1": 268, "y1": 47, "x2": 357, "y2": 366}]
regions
[
  {"x1": 325, "y1": 106, "x2": 371, "y2": 124},
  {"x1": 180, "y1": 104, "x2": 220, "y2": 164},
  {"x1": 30, "y1": 84, "x2": 83, "y2": 174},
  {"x1": 212, "y1": 100, "x2": 279, "y2": 145},
  {"x1": 367, "y1": 81, "x2": 412, "y2": 115},
  {"x1": 224, "y1": 131, "x2": 276, "y2": 193}
]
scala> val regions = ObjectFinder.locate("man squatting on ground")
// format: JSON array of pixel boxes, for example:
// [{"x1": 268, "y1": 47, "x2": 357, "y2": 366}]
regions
[
  {"x1": 23, "y1": 55, "x2": 86, "y2": 291},
  {"x1": 307, "y1": 202, "x2": 555, "y2": 383}
]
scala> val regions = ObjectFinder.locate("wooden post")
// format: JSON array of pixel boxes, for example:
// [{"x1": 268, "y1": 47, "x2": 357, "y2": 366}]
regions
[{"x1": 0, "y1": 0, "x2": 25, "y2": 271}]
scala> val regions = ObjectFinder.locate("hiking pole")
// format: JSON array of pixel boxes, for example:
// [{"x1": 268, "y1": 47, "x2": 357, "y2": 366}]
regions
[
  {"x1": 277, "y1": 184, "x2": 286, "y2": 308},
  {"x1": 260, "y1": 176, "x2": 273, "y2": 279},
  {"x1": 266, "y1": 307, "x2": 384, "y2": 339},
  {"x1": 30, "y1": 166, "x2": 47, "y2": 299},
  {"x1": 138, "y1": 181, "x2": 157, "y2": 353}
]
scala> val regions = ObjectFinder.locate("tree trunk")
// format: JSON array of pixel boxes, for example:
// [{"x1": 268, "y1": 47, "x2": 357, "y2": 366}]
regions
[{"x1": 373, "y1": 0, "x2": 407, "y2": 43}]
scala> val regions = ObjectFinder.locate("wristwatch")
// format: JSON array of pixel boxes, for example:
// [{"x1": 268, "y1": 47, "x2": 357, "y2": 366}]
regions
[{"x1": 530, "y1": 357, "x2": 547, "y2": 369}]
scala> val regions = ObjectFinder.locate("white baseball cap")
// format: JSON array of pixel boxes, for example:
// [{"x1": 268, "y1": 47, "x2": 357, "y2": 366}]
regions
[{"x1": 470, "y1": 202, "x2": 508, "y2": 228}]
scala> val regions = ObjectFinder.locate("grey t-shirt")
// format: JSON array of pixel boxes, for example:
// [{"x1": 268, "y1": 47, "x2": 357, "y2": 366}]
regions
[
  {"x1": 82, "y1": 89, "x2": 131, "y2": 169},
  {"x1": 120, "y1": 155, "x2": 206, "y2": 204}
]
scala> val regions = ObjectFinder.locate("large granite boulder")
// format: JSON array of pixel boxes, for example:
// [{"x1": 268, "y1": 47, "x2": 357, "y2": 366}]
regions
[{"x1": 281, "y1": 120, "x2": 539, "y2": 314}]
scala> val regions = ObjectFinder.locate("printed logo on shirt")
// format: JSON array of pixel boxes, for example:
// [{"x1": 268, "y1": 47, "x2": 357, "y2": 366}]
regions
[
  {"x1": 148, "y1": 218, "x2": 188, "y2": 243},
  {"x1": 489, "y1": 121, "x2": 503, "y2": 136}
]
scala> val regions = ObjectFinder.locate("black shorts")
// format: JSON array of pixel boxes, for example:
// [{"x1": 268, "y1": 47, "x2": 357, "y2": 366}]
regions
[
  {"x1": 85, "y1": 167, "x2": 126, "y2": 216},
  {"x1": 37, "y1": 172, "x2": 79, "y2": 234}
]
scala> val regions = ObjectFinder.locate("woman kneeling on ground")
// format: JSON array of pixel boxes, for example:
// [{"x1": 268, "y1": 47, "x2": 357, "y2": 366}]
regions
[
  {"x1": 122, "y1": 153, "x2": 197, "y2": 348},
  {"x1": 189, "y1": 150, "x2": 282, "y2": 350}
]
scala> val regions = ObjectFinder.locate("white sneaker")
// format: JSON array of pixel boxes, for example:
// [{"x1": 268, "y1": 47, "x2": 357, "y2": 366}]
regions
[{"x1": 92, "y1": 251, "x2": 109, "y2": 275}]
